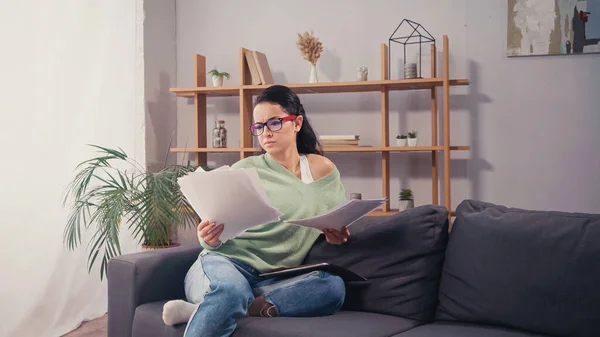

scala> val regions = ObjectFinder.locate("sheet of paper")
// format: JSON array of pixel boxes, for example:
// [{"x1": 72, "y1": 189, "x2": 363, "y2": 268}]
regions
[
  {"x1": 177, "y1": 166, "x2": 283, "y2": 243},
  {"x1": 284, "y1": 198, "x2": 387, "y2": 231}
]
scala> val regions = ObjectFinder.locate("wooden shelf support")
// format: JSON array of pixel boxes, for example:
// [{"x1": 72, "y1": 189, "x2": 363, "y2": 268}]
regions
[
  {"x1": 194, "y1": 54, "x2": 208, "y2": 167},
  {"x1": 430, "y1": 44, "x2": 439, "y2": 205},
  {"x1": 442, "y1": 36, "x2": 451, "y2": 214},
  {"x1": 381, "y1": 43, "x2": 391, "y2": 212}
]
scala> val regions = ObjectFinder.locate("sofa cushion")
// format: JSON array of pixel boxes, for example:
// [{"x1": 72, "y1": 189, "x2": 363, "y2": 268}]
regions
[
  {"x1": 436, "y1": 199, "x2": 600, "y2": 337},
  {"x1": 392, "y1": 322, "x2": 548, "y2": 337},
  {"x1": 303, "y1": 204, "x2": 449, "y2": 321},
  {"x1": 234, "y1": 311, "x2": 420, "y2": 337},
  {"x1": 132, "y1": 301, "x2": 420, "y2": 337},
  {"x1": 133, "y1": 301, "x2": 186, "y2": 337}
]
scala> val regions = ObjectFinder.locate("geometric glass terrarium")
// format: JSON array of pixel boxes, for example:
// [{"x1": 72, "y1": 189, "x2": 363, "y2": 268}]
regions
[{"x1": 388, "y1": 19, "x2": 435, "y2": 79}]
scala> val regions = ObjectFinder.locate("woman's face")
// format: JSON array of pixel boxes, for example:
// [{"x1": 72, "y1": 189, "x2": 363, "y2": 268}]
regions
[{"x1": 252, "y1": 102, "x2": 303, "y2": 155}]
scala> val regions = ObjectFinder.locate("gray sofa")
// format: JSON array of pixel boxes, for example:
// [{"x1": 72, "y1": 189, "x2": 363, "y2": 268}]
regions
[{"x1": 107, "y1": 200, "x2": 600, "y2": 337}]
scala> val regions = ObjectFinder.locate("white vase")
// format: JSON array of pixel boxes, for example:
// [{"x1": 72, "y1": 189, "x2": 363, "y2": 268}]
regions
[
  {"x1": 396, "y1": 138, "x2": 407, "y2": 147},
  {"x1": 400, "y1": 199, "x2": 414, "y2": 211},
  {"x1": 212, "y1": 76, "x2": 223, "y2": 87},
  {"x1": 407, "y1": 138, "x2": 418, "y2": 147},
  {"x1": 309, "y1": 64, "x2": 319, "y2": 83}
]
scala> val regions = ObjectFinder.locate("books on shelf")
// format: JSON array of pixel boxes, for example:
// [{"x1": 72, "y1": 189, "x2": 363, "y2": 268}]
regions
[
  {"x1": 319, "y1": 135, "x2": 360, "y2": 147},
  {"x1": 244, "y1": 50, "x2": 274, "y2": 85}
]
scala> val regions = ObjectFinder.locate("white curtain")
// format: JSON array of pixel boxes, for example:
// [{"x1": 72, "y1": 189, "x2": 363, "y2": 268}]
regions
[{"x1": 0, "y1": 1, "x2": 145, "y2": 336}]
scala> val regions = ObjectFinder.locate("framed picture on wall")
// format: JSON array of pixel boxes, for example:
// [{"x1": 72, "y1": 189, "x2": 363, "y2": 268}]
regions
[{"x1": 507, "y1": 0, "x2": 600, "y2": 56}]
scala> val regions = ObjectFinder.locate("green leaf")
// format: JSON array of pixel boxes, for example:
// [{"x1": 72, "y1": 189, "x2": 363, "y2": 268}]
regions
[{"x1": 62, "y1": 144, "x2": 202, "y2": 280}]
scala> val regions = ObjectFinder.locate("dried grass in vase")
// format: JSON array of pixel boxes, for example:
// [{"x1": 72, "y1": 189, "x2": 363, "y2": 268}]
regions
[{"x1": 296, "y1": 30, "x2": 323, "y2": 65}]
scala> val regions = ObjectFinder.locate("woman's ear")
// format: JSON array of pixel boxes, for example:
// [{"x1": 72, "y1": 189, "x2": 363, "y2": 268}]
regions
[{"x1": 295, "y1": 115, "x2": 303, "y2": 132}]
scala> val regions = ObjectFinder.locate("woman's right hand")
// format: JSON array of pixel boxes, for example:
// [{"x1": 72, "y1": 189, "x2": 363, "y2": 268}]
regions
[{"x1": 197, "y1": 219, "x2": 224, "y2": 248}]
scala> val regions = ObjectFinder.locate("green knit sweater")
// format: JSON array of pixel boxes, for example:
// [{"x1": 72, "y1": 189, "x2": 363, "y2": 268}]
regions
[{"x1": 199, "y1": 153, "x2": 346, "y2": 272}]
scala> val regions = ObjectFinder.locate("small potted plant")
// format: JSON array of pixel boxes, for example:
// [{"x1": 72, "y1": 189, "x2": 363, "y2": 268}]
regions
[
  {"x1": 208, "y1": 68, "x2": 231, "y2": 87},
  {"x1": 407, "y1": 130, "x2": 418, "y2": 147},
  {"x1": 399, "y1": 188, "x2": 414, "y2": 211},
  {"x1": 396, "y1": 134, "x2": 407, "y2": 147}
]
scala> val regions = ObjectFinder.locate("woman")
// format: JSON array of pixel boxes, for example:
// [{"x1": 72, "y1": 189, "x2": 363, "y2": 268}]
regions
[{"x1": 162, "y1": 85, "x2": 351, "y2": 337}]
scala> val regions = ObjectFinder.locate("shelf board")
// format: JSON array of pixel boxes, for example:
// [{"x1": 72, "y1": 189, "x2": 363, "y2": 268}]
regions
[
  {"x1": 170, "y1": 86, "x2": 240, "y2": 97},
  {"x1": 325, "y1": 146, "x2": 443, "y2": 152},
  {"x1": 170, "y1": 146, "x2": 470, "y2": 153},
  {"x1": 170, "y1": 147, "x2": 246, "y2": 153},
  {"x1": 170, "y1": 78, "x2": 470, "y2": 97},
  {"x1": 450, "y1": 146, "x2": 470, "y2": 150},
  {"x1": 369, "y1": 209, "x2": 458, "y2": 217},
  {"x1": 367, "y1": 209, "x2": 399, "y2": 216}
]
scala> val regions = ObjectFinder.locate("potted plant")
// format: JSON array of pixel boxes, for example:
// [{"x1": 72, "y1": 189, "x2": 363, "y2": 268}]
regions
[
  {"x1": 62, "y1": 145, "x2": 204, "y2": 280},
  {"x1": 396, "y1": 134, "x2": 407, "y2": 147},
  {"x1": 399, "y1": 188, "x2": 414, "y2": 211},
  {"x1": 208, "y1": 68, "x2": 231, "y2": 87},
  {"x1": 296, "y1": 30, "x2": 323, "y2": 83},
  {"x1": 407, "y1": 130, "x2": 418, "y2": 147}
]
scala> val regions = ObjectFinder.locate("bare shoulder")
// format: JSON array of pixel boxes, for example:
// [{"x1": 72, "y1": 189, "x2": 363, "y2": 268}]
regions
[{"x1": 305, "y1": 154, "x2": 335, "y2": 180}]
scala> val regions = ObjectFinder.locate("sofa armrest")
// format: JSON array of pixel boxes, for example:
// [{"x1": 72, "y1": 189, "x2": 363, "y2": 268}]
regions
[{"x1": 107, "y1": 245, "x2": 202, "y2": 337}]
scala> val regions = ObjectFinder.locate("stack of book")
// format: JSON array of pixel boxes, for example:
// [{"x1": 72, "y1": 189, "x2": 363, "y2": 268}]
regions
[
  {"x1": 244, "y1": 50, "x2": 274, "y2": 85},
  {"x1": 319, "y1": 135, "x2": 360, "y2": 147}
]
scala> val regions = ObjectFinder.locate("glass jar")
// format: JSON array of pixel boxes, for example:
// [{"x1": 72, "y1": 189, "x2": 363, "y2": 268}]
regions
[
  {"x1": 218, "y1": 120, "x2": 227, "y2": 148},
  {"x1": 212, "y1": 120, "x2": 227, "y2": 148},
  {"x1": 212, "y1": 120, "x2": 221, "y2": 148}
]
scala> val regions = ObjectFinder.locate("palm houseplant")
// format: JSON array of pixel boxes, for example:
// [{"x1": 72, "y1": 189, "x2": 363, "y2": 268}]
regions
[
  {"x1": 208, "y1": 68, "x2": 231, "y2": 87},
  {"x1": 62, "y1": 145, "x2": 203, "y2": 280}
]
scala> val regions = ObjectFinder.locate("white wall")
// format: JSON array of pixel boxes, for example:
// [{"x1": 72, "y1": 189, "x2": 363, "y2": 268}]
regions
[
  {"x1": 143, "y1": 0, "x2": 194, "y2": 245},
  {"x1": 466, "y1": 0, "x2": 600, "y2": 212},
  {"x1": 145, "y1": 0, "x2": 178, "y2": 173},
  {"x1": 175, "y1": 0, "x2": 600, "y2": 216},
  {"x1": 0, "y1": 1, "x2": 145, "y2": 336}
]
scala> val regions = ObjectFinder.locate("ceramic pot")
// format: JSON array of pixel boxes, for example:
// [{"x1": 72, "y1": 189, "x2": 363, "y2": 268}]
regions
[
  {"x1": 141, "y1": 242, "x2": 181, "y2": 252},
  {"x1": 396, "y1": 138, "x2": 407, "y2": 147},
  {"x1": 212, "y1": 76, "x2": 223, "y2": 87},
  {"x1": 400, "y1": 199, "x2": 414, "y2": 211}
]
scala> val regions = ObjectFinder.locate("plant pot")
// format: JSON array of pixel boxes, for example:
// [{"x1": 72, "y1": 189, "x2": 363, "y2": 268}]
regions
[
  {"x1": 141, "y1": 241, "x2": 181, "y2": 252},
  {"x1": 212, "y1": 76, "x2": 223, "y2": 87},
  {"x1": 396, "y1": 138, "x2": 407, "y2": 147},
  {"x1": 407, "y1": 138, "x2": 418, "y2": 147},
  {"x1": 399, "y1": 199, "x2": 414, "y2": 211}
]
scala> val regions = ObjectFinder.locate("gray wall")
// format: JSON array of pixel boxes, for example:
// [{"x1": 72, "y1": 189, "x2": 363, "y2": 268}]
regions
[
  {"x1": 174, "y1": 0, "x2": 600, "y2": 214},
  {"x1": 145, "y1": 0, "x2": 177, "y2": 172}
]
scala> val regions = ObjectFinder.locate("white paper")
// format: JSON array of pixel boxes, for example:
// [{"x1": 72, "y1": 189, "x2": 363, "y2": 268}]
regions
[
  {"x1": 284, "y1": 198, "x2": 387, "y2": 231},
  {"x1": 177, "y1": 166, "x2": 284, "y2": 243}
]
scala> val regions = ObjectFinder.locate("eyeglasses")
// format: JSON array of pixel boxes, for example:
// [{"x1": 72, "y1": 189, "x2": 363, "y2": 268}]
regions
[{"x1": 249, "y1": 115, "x2": 297, "y2": 136}]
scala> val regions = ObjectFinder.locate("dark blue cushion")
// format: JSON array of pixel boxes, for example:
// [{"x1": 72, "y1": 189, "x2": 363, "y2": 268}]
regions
[
  {"x1": 304, "y1": 204, "x2": 449, "y2": 321},
  {"x1": 393, "y1": 322, "x2": 548, "y2": 337},
  {"x1": 436, "y1": 199, "x2": 600, "y2": 337}
]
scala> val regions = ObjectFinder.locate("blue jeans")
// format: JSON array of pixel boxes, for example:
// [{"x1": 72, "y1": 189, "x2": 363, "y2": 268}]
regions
[{"x1": 182, "y1": 252, "x2": 346, "y2": 337}]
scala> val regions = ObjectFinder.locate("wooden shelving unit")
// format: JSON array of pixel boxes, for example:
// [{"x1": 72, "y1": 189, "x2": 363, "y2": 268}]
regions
[
  {"x1": 170, "y1": 78, "x2": 469, "y2": 97},
  {"x1": 170, "y1": 35, "x2": 470, "y2": 217}
]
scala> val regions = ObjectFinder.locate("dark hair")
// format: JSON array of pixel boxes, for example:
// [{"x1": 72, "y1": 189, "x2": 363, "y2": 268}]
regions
[{"x1": 255, "y1": 85, "x2": 323, "y2": 155}]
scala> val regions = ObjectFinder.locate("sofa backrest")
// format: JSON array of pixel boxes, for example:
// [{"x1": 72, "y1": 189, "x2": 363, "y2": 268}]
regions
[
  {"x1": 304, "y1": 204, "x2": 449, "y2": 322},
  {"x1": 436, "y1": 199, "x2": 600, "y2": 337}
]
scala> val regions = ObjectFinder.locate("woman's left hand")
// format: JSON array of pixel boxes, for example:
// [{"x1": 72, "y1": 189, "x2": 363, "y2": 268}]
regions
[{"x1": 323, "y1": 227, "x2": 350, "y2": 245}]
